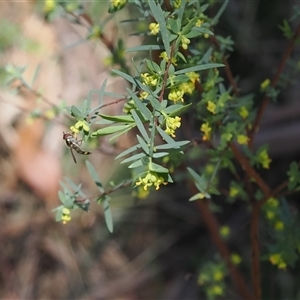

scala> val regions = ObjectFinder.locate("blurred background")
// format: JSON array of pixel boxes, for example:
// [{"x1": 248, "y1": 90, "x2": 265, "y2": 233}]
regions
[{"x1": 0, "y1": 1, "x2": 300, "y2": 299}]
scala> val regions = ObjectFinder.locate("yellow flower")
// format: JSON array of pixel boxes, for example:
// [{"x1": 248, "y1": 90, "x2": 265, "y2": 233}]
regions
[
  {"x1": 165, "y1": 116, "x2": 181, "y2": 137},
  {"x1": 220, "y1": 226, "x2": 230, "y2": 238},
  {"x1": 173, "y1": 0, "x2": 181, "y2": 8},
  {"x1": 196, "y1": 19, "x2": 204, "y2": 27},
  {"x1": 135, "y1": 172, "x2": 168, "y2": 191},
  {"x1": 266, "y1": 210, "x2": 275, "y2": 220},
  {"x1": 239, "y1": 106, "x2": 249, "y2": 119},
  {"x1": 237, "y1": 134, "x2": 249, "y2": 145},
  {"x1": 111, "y1": 0, "x2": 127, "y2": 8},
  {"x1": 139, "y1": 91, "x2": 149, "y2": 100},
  {"x1": 200, "y1": 122, "x2": 212, "y2": 141},
  {"x1": 44, "y1": 109, "x2": 56, "y2": 120},
  {"x1": 213, "y1": 271, "x2": 224, "y2": 281},
  {"x1": 274, "y1": 221, "x2": 284, "y2": 231},
  {"x1": 149, "y1": 22, "x2": 160, "y2": 35},
  {"x1": 168, "y1": 89, "x2": 184, "y2": 102},
  {"x1": 179, "y1": 82, "x2": 195, "y2": 94},
  {"x1": 181, "y1": 35, "x2": 190, "y2": 50},
  {"x1": 141, "y1": 72, "x2": 158, "y2": 86},
  {"x1": 267, "y1": 197, "x2": 279, "y2": 207},
  {"x1": 261, "y1": 78, "x2": 271, "y2": 90},
  {"x1": 209, "y1": 284, "x2": 223, "y2": 296},
  {"x1": 269, "y1": 253, "x2": 286, "y2": 270},
  {"x1": 71, "y1": 120, "x2": 90, "y2": 133},
  {"x1": 44, "y1": 0, "x2": 56, "y2": 13},
  {"x1": 258, "y1": 149, "x2": 272, "y2": 169},
  {"x1": 229, "y1": 186, "x2": 239, "y2": 197},
  {"x1": 62, "y1": 208, "x2": 71, "y2": 224},
  {"x1": 186, "y1": 71, "x2": 200, "y2": 83},
  {"x1": 231, "y1": 253, "x2": 242, "y2": 265},
  {"x1": 207, "y1": 100, "x2": 216, "y2": 114}
]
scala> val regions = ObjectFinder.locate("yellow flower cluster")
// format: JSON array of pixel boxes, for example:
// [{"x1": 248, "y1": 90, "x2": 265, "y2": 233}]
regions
[
  {"x1": 149, "y1": 22, "x2": 160, "y2": 35},
  {"x1": 181, "y1": 35, "x2": 190, "y2": 50},
  {"x1": 237, "y1": 134, "x2": 249, "y2": 145},
  {"x1": 269, "y1": 253, "x2": 287, "y2": 270},
  {"x1": 70, "y1": 120, "x2": 90, "y2": 133},
  {"x1": 135, "y1": 172, "x2": 168, "y2": 190},
  {"x1": 260, "y1": 78, "x2": 271, "y2": 90},
  {"x1": 141, "y1": 73, "x2": 158, "y2": 87},
  {"x1": 207, "y1": 100, "x2": 216, "y2": 114},
  {"x1": 165, "y1": 116, "x2": 181, "y2": 137},
  {"x1": 111, "y1": 0, "x2": 127, "y2": 8},
  {"x1": 239, "y1": 106, "x2": 249, "y2": 119},
  {"x1": 200, "y1": 122, "x2": 212, "y2": 141},
  {"x1": 258, "y1": 149, "x2": 272, "y2": 169},
  {"x1": 62, "y1": 208, "x2": 71, "y2": 224},
  {"x1": 168, "y1": 89, "x2": 184, "y2": 102}
]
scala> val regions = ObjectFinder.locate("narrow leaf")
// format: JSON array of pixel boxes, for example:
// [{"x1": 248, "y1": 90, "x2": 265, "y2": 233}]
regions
[
  {"x1": 102, "y1": 197, "x2": 113, "y2": 233},
  {"x1": 174, "y1": 63, "x2": 224, "y2": 75},
  {"x1": 86, "y1": 160, "x2": 104, "y2": 193},
  {"x1": 131, "y1": 109, "x2": 150, "y2": 142}
]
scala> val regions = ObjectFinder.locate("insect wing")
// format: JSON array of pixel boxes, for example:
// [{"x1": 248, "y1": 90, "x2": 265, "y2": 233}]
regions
[{"x1": 69, "y1": 147, "x2": 77, "y2": 163}]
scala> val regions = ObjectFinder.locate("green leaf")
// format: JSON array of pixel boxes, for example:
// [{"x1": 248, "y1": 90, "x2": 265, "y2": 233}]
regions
[
  {"x1": 153, "y1": 152, "x2": 169, "y2": 158},
  {"x1": 128, "y1": 88, "x2": 152, "y2": 120},
  {"x1": 121, "y1": 152, "x2": 146, "y2": 164},
  {"x1": 102, "y1": 197, "x2": 113, "y2": 233},
  {"x1": 155, "y1": 140, "x2": 190, "y2": 150},
  {"x1": 163, "y1": 103, "x2": 192, "y2": 117},
  {"x1": 92, "y1": 124, "x2": 132, "y2": 136},
  {"x1": 148, "y1": 0, "x2": 171, "y2": 57},
  {"x1": 125, "y1": 44, "x2": 164, "y2": 52},
  {"x1": 99, "y1": 114, "x2": 134, "y2": 123},
  {"x1": 149, "y1": 162, "x2": 168, "y2": 173},
  {"x1": 136, "y1": 134, "x2": 150, "y2": 154},
  {"x1": 112, "y1": 69, "x2": 136, "y2": 86},
  {"x1": 71, "y1": 105, "x2": 84, "y2": 119},
  {"x1": 131, "y1": 109, "x2": 150, "y2": 142},
  {"x1": 128, "y1": 159, "x2": 144, "y2": 168},
  {"x1": 86, "y1": 160, "x2": 104, "y2": 193},
  {"x1": 109, "y1": 123, "x2": 136, "y2": 142},
  {"x1": 211, "y1": 0, "x2": 229, "y2": 26},
  {"x1": 115, "y1": 144, "x2": 141, "y2": 160},
  {"x1": 174, "y1": 63, "x2": 224, "y2": 75}
]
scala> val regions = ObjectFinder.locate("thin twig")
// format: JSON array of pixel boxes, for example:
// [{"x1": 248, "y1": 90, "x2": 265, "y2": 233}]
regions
[{"x1": 249, "y1": 22, "x2": 300, "y2": 148}]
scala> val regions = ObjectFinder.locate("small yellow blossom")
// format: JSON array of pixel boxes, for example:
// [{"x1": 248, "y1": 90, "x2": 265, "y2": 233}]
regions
[
  {"x1": 149, "y1": 22, "x2": 160, "y2": 35},
  {"x1": 229, "y1": 186, "x2": 239, "y2": 197},
  {"x1": 274, "y1": 221, "x2": 284, "y2": 231},
  {"x1": 209, "y1": 284, "x2": 223, "y2": 296},
  {"x1": 200, "y1": 122, "x2": 212, "y2": 141},
  {"x1": 231, "y1": 253, "x2": 242, "y2": 265},
  {"x1": 62, "y1": 208, "x2": 71, "y2": 224},
  {"x1": 135, "y1": 171, "x2": 168, "y2": 191},
  {"x1": 71, "y1": 120, "x2": 90, "y2": 133},
  {"x1": 159, "y1": 51, "x2": 177, "y2": 65},
  {"x1": 237, "y1": 134, "x2": 249, "y2": 145},
  {"x1": 196, "y1": 19, "x2": 204, "y2": 27},
  {"x1": 220, "y1": 226, "x2": 230, "y2": 238},
  {"x1": 213, "y1": 271, "x2": 224, "y2": 281},
  {"x1": 44, "y1": 0, "x2": 56, "y2": 13},
  {"x1": 261, "y1": 78, "x2": 271, "y2": 90},
  {"x1": 207, "y1": 100, "x2": 216, "y2": 114},
  {"x1": 266, "y1": 210, "x2": 275, "y2": 220},
  {"x1": 239, "y1": 106, "x2": 249, "y2": 119},
  {"x1": 186, "y1": 71, "x2": 200, "y2": 83},
  {"x1": 141, "y1": 72, "x2": 158, "y2": 86},
  {"x1": 168, "y1": 89, "x2": 184, "y2": 102},
  {"x1": 111, "y1": 0, "x2": 127, "y2": 9},
  {"x1": 173, "y1": 0, "x2": 181, "y2": 8},
  {"x1": 44, "y1": 109, "x2": 56, "y2": 120},
  {"x1": 179, "y1": 82, "x2": 195, "y2": 94},
  {"x1": 258, "y1": 149, "x2": 272, "y2": 169},
  {"x1": 181, "y1": 35, "x2": 190, "y2": 50},
  {"x1": 269, "y1": 253, "x2": 287, "y2": 270},
  {"x1": 165, "y1": 116, "x2": 181, "y2": 137},
  {"x1": 139, "y1": 91, "x2": 149, "y2": 100},
  {"x1": 267, "y1": 197, "x2": 279, "y2": 207}
]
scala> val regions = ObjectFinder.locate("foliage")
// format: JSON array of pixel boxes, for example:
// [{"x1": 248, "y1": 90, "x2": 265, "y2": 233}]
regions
[{"x1": 4, "y1": 0, "x2": 300, "y2": 299}]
